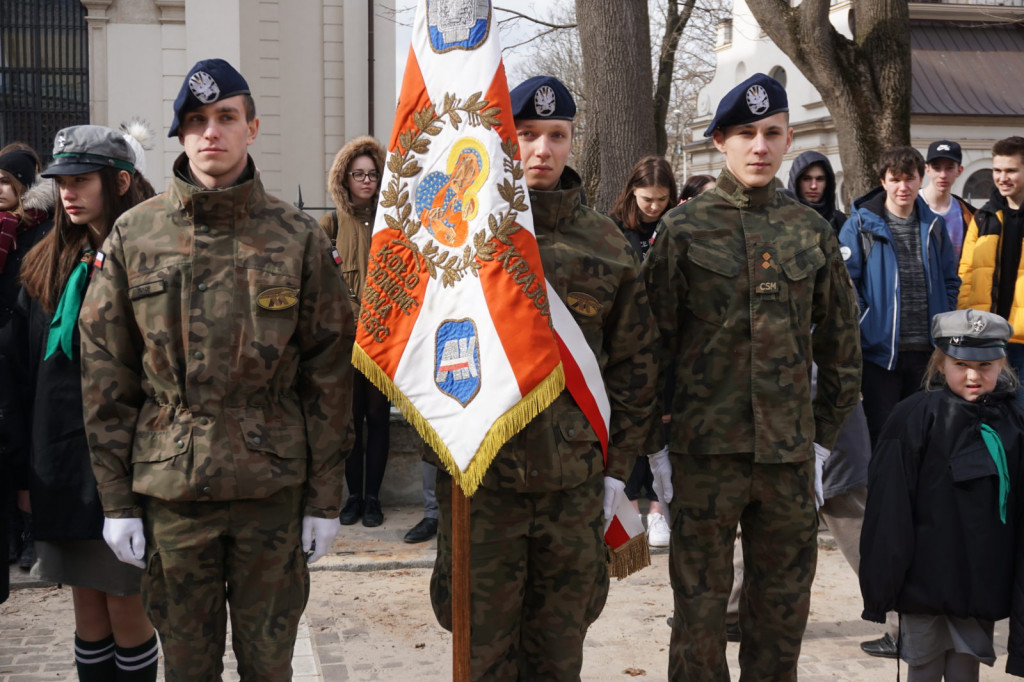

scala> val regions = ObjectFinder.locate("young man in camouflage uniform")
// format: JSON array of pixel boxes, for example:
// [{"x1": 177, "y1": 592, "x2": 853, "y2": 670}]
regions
[
  {"x1": 643, "y1": 73, "x2": 861, "y2": 680},
  {"x1": 429, "y1": 75, "x2": 659, "y2": 681},
  {"x1": 78, "y1": 59, "x2": 354, "y2": 681}
]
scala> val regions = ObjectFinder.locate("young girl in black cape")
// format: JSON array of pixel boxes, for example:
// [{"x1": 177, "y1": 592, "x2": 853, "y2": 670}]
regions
[{"x1": 860, "y1": 308, "x2": 1024, "y2": 680}]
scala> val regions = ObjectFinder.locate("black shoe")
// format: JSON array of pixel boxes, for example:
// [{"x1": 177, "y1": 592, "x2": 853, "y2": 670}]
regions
[
  {"x1": 17, "y1": 541, "x2": 34, "y2": 572},
  {"x1": 403, "y1": 517, "x2": 438, "y2": 543},
  {"x1": 339, "y1": 496, "x2": 363, "y2": 525},
  {"x1": 726, "y1": 621, "x2": 741, "y2": 643},
  {"x1": 362, "y1": 496, "x2": 383, "y2": 527},
  {"x1": 860, "y1": 633, "x2": 898, "y2": 659}
]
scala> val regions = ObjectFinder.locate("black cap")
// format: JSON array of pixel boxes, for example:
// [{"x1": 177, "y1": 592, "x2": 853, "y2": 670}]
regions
[
  {"x1": 926, "y1": 140, "x2": 962, "y2": 165},
  {"x1": 42, "y1": 125, "x2": 135, "y2": 177},
  {"x1": 0, "y1": 150, "x2": 37, "y2": 187},
  {"x1": 704, "y1": 73, "x2": 788, "y2": 137},
  {"x1": 509, "y1": 76, "x2": 576, "y2": 121},
  {"x1": 932, "y1": 309, "x2": 1012, "y2": 361},
  {"x1": 169, "y1": 58, "x2": 251, "y2": 137}
]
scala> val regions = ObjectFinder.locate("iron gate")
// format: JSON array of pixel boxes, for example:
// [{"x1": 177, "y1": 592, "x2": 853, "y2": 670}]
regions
[{"x1": 0, "y1": 0, "x2": 88, "y2": 162}]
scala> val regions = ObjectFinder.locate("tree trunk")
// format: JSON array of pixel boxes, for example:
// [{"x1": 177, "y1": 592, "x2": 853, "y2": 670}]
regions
[
  {"x1": 745, "y1": 0, "x2": 911, "y2": 201},
  {"x1": 575, "y1": 0, "x2": 657, "y2": 211},
  {"x1": 654, "y1": 0, "x2": 697, "y2": 156}
]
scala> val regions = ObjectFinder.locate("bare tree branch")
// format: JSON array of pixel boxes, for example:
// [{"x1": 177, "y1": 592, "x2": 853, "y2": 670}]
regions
[{"x1": 495, "y1": 6, "x2": 576, "y2": 30}]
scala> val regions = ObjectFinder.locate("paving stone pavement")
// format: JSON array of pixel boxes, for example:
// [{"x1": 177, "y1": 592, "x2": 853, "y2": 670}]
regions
[{"x1": 1, "y1": 505, "x2": 1014, "y2": 681}]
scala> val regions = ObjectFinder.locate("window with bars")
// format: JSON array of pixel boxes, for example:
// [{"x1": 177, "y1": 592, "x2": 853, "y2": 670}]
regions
[{"x1": 0, "y1": 0, "x2": 88, "y2": 163}]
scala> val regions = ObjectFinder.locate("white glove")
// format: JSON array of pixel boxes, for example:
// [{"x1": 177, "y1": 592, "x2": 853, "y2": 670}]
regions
[
  {"x1": 602, "y1": 477, "x2": 628, "y2": 530},
  {"x1": 649, "y1": 447, "x2": 674, "y2": 504},
  {"x1": 813, "y1": 442, "x2": 830, "y2": 510},
  {"x1": 302, "y1": 516, "x2": 340, "y2": 564},
  {"x1": 102, "y1": 517, "x2": 146, "y2": 569}
]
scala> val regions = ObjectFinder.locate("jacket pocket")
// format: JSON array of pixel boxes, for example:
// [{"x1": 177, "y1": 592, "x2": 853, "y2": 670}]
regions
[
  {"x1": 127, "y1": 264, "x2": 185, "y2": 362},
  {"x1": 131, "y1": 420, "x2": 194, "y2": 500},
  {"x1": 233, "y1": 412, "x2": 308, "y2": 498},
  {"x1": 687, "y1": 240, "x2": 743, "y2": 326},
  {"x1": 246, "y1": 271, "x2": 302, "y2": 356},
  {"x1": 949, "y1": 437, "x2": 998, "y2": 483},
  {"x1": 779, "y1": 243, "x2": 826, "y2": 324}
]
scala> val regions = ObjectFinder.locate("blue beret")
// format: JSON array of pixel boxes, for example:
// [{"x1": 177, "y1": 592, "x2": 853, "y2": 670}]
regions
[
  {"x1": 509, "y1": 76, "x2": 576, "y2": 121},
  {"x1": 703, "y1": 73, "x2": 788, "y2": 137},
  {"x1": 169, "y1": 58, "x2": 251, "y2": 137}
]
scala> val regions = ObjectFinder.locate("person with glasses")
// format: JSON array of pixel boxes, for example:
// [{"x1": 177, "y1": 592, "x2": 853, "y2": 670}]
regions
[{"x1": 320, "y1": 136, "x2": 391, "y2": 527}]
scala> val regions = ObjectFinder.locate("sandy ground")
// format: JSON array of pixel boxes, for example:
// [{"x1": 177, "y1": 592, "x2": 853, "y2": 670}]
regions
[{"x1": 2, "y1": 526, "x2": 1015, "y2": 681}]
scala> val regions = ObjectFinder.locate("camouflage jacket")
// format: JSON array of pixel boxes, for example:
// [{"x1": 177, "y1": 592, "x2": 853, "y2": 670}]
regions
[
  {"x1": 79, "y1": 155, "x2": 355, "y2": 518},
  {"x1": 642, "y1": 168, "x2": 861, "y2": 461},
  {"x1": 478, "y1": 168, "x2": 659, "y2": 492}
]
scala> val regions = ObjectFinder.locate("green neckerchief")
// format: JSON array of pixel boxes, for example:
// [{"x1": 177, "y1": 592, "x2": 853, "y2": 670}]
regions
[
  {"x1": 979, "y1": 423, "x2": 1010, "y2": 524},
  {"x1": 44, "y1": 252, "x2": 93, "y2": 361}
]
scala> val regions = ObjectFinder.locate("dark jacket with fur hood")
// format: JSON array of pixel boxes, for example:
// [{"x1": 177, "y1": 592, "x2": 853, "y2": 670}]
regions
[
  {"x1": 0, "y1": 177, "x2": 54, "y2": 327},
  {"x1": 318, "y1": 136, "x2": 386, "y2": 316}
]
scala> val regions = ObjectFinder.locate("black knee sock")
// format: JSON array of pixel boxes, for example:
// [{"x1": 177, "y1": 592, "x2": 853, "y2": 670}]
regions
[
  {"x1": 75, "y1": 633, "x2": 116, "y2": 681},
  {"x1": 115, "y1": 633, "x2": 159, "y2": 681}
]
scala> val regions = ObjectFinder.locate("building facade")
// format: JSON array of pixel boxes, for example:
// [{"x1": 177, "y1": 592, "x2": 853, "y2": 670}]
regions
[
  {"x1": 79, "y1": 0, "x2": 396, "y2": 208},
  {"x1": 685, "y1": 0, "x2": 1024, "y2": 208}
]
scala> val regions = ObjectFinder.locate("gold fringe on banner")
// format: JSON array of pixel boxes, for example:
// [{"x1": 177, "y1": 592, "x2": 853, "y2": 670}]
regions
[
  {"x1": 352, "y1": 343, "x2": 565, "y2": 497},
  {"x1": 608, "y1": 532, "x2": 651, "y2": 580}
]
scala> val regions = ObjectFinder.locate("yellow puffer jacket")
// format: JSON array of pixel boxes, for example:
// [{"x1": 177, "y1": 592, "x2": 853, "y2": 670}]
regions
[{"x1": 958, "y1": 197, "x2": 1024, "y2": 344}]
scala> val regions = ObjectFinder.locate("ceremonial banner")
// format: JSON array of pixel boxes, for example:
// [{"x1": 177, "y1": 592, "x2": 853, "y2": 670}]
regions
[{"x1": 353, "y1": 0, "x2": 567, "y2": 494}]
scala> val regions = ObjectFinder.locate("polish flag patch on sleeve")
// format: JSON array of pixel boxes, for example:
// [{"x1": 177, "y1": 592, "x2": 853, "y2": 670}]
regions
[
  {"x1": 329, "y1": 247, "x2": 341, "y2": 265},
  {"x1": 93, "y1": 251, "x2": 106, "y2": 270}
]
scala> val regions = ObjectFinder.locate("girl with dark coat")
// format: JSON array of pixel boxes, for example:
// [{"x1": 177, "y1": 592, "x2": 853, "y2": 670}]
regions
[
  {"x1": 2, "y1": 125, "x2": 158, "y2": 680},
  {"x1": 860, "y1": 309, "x2": 1024, "y2": 679},
  {"x1": 608, "y1": 155, "x2": 678, "y2": 547}
]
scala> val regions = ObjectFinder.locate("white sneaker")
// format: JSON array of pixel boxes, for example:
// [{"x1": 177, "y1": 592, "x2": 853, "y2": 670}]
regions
[{"x1": 647, "y1": 512, "x2": 671, "y2": 548}]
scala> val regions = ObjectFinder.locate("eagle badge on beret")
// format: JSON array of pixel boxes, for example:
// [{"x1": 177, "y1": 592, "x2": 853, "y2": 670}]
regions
[
  {"x1": 534, "y1": 85, "x2": 556, "y2": 117},
  {"x1": 189, "y1": 71, "x2": 220, "y2": 104},
  {"x1": 746, "y1": 84, "x2": 769, "y2": 115}
]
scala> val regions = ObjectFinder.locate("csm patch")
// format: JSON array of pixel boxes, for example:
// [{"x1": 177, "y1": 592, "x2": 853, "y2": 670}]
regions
[
  {"x1": 840, "y1": 245, "x2": 852, "y2": 262},
  {"x1": 567, "y1": 292, "x2": 601, "y2": 317},
  {"x1": 128, "y1": 279, "x2": 167, "y2": 300},
  {"x1": 257, "y1": 286, "x2": 299, "y2": 311}
]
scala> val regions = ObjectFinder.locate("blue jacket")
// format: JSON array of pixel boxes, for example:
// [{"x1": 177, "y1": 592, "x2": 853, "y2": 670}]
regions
[{"x1": 838, "y1": 188, "x2": 960, "y2": 370}]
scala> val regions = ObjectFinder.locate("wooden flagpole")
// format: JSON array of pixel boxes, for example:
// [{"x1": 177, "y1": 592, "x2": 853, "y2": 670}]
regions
[{"x1": 452, "y1": 483, "x2": 471, "y2": 681}]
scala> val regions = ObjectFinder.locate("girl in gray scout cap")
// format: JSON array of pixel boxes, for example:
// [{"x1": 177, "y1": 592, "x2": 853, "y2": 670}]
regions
[
  {"x1": 860, "y1": 308, "x2": 1024, "y2": 680},
  {"x1": 4, "y1": 124, "x2": 159, "y2": 680}
]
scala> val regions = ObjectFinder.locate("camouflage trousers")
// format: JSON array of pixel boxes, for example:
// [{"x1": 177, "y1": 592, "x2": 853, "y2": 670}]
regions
[
  {"x1": 430, "y1": 473, "x2": 608, "y2": 682},
  {"x1": 668, "y1": 453, "x2": 817, "y2": 682},
  {"x1": 141, "y1": 487, "x2": 309, "y2": 682}
]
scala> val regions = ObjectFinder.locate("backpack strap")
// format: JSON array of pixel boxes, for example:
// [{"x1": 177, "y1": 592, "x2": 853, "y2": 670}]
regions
[{"x1": 329, "y1": 210, "x2": 338, "y2": 245}]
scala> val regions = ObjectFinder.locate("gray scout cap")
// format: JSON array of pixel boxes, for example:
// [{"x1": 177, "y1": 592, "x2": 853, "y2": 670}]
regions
[
  {"x1": 931, "y1": 309, "x2": 1013, "y2": 361},
  {"x1": 41, "y1": 125, "x2": 135, "y2": 178}
]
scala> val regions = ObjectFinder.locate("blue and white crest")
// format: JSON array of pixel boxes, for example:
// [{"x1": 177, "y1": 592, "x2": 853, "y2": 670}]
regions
[
  {"x1": 434, "y1": 319, "x2": 480, "y2": 406},
  {"x1": 426, "y1": 0, "x2": 491, "y2": 53}
]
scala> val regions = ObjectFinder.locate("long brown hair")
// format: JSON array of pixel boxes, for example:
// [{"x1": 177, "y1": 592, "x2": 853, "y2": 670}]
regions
[
  {"x1": 609, "y1": 155, "x2": 678, "y2": 232},
  {"x1": 21, "y1": 167, "x2": 153, "y2": 312}
]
